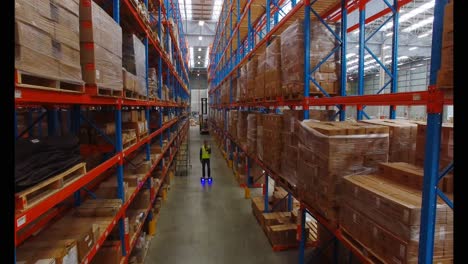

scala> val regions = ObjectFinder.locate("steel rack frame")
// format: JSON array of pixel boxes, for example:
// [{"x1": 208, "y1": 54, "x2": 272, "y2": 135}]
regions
[
  {"x1": 207, "y1": 0, "x2": 453, "y2": 262},
  {"x1": 14, "y1": 0, "x2": 191, "y2": 263}
]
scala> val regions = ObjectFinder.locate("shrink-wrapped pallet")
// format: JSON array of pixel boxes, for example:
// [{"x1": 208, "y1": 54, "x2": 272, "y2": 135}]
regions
[
  {"x1": 255, "y1": 51, "x2": 266, "y2": 99},
  {"x1": 237, "y1": 111, "x2": 249, "y2": 148},
  {"x1": 246, "y1": 57, "x2": 258, "y2": 101},
  {"x1": 265, "y1": 37, "x2": 282, "y2": 99},
  {"x1": 262, "y1": 114, "x2": 283, "y2": 173},
  {"x1": 280, "y1": 20, "x2": 304, "y2": 96},
  {"x1": 297, "y1": 120, "x2": 389, "y2": 225},
  {"x1": 256, "y1": 113, "x2": 264, "y2": 160},
  {"x1": 247, "y1": 114, "x2": 257, "y2": 155},
  {"x1": 239, "y1": 64, "x2": 248, "y2": 102}
]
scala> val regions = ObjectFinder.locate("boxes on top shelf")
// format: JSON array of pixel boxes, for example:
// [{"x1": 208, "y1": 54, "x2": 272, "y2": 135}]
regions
[
  {"x1": 246, "y1": 56, "x2": 258, "y2": 101},
  {"x1": 437, "y1": 0, "x2": 453, "y2": 89},
  {"x1": 79, "y1": 0, "x2": 123, "y2": 91},
  {"x1": 15, "y1": 0, "x2": 83, "y2": 83},
  {"x1": 265, "y1": 37, "x2": 282, "y2": 99}
]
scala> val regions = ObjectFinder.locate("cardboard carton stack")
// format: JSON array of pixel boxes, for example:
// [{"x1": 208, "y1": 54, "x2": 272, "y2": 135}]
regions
[
  {"x1": 340, "y1": 163, "x2": 453, "y2": 263},
  {"x1": 228, "y1": 110, "x2": 238, "y2": 140},
  {"x1": 237, "y1": 111, "x2": 249, "y2": 149},
  {"x1": 280, "y1": 110, "x2": 337, "y2": 186},
  {"x1": 361, "y1": 119, "x2": 417, "y2": 163},
  {"x1": 265, "y1": 37, "x2": 282, "y2": 99},
  {"x1": 280, "y1": 20, "x2": 340, "y2": 98},
  {"x1": 246, "y1": 57, "x2": 258, "y2": 101},
  {"x1": 255, "y1": 51, "x2": 266, "y2": 100},
  {"x1": 297, "y1": 120, "x2": 389, "y2": 226},
  {"x1": 148, "y1": 67, "x2": 159, "y2": 99},
  {"x1": 15, "y1": 0, "x2": 83, "y2": 83},
  {"x1": 80, "y1": 0, "x2": 123, "y2": 91},
  {"x1": 256, "y1": 113, "x2": 264, "y2": 161},
  {"x1": 414, "y1": 122, "x2": 453, "y2": 193},
  {"x1": 232, "y1": 76, "x2": 238, "y2": 103},
  {"x1": 239, "y1": 65, "x2": 248, "y2": 102},
  {"x1": 262, "y1": 114, "x2": 284, "y2": 173},
  {"x1": 247, "y1": 113, "x2": 257, "y2": 155},
  {"x1": 436, "y1": 0, "x2": 453, "y2": 89},
  {"x1": 123, "y1": 34, "x2": 147, "y2": 97}
]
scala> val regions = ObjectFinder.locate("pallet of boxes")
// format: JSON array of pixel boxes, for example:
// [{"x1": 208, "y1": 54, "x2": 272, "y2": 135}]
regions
[
  {"x1": 436, "y1": 0, "x2": 453, "y2": 90},
  {"x1": 122, "y1": 33, "x2": 147, "y2": 99},
  {"x1": 80, "y1": 0, "x2": 123, "y2": 96},
  {"x1": 15, "y1": 0, "x2": 85, "y2": 91},
  {"x1": 280, "y1": 20, "x2": 339, "y2": 100},
  {"x1": 262, "y1": 114, "x2": 283, "y2": 174}
]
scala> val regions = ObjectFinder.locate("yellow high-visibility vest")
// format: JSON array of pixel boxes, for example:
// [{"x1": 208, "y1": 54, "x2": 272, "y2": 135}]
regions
[{"x1": 201, "y1": 146, "x2": 211, "y2": 159}]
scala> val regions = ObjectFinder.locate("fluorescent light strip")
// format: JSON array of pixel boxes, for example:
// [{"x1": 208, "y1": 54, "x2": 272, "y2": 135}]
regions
[
  {"x1": 418, "y1": 32, "x2": 431, "y2": 38},
  {"x1": 402, "y1": 16, "x2": 434, "y2": 32},
  {"x1": 409, "y1": 47, "x2": 418, "y2": 51},
  {"x1": 205, "y1": 47, "x2": 210, "y2": 68}
]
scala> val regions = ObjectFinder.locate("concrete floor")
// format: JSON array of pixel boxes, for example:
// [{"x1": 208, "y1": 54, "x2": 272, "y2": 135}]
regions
[{"x1": 145, "y1": 126, "x2": 298, "y2": 264}]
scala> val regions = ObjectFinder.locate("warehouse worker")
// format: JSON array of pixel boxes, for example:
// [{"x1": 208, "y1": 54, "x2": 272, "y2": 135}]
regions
[{"x1": 200, "y1": 140, "x2": 212, "y2": 180}]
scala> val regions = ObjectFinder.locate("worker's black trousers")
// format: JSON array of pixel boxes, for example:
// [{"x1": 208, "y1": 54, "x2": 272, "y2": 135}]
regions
[{"x1": 202, "y1": 159, "x2": 211, "y2": 178}]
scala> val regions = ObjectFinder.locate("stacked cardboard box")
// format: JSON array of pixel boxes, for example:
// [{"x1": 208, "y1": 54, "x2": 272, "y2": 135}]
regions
[
  {"x1": 265, "y1": 37, "x2": 282, "y2": 99},
  {"x1": 148, "y1": 67, "x2": 159, "y2": 99},
  {"x1": 255, "y1": 51, "x2": 266, "y2": 100},
  {"x1": 247, "y1": 114, "x2": 257, "y2": 155},
  {"x1": 239, "y1": 65, "x2": 248, "y2": 102},
  {"x1": 414, "y1": 122, "x2": 453, "y2": 193},
  {"x1": 246, "y1": 57, "x2": 258, "y2": 101},
  {"x1": 123, "y1": 34, "x2": 146, "y2": 96},
  {"x1": 256, "y1": 113, "x2": 264, "y2": 161},
  {"x1": 436, "y1": 0, "x2": 453, "y2": 89},
  {"x1": 229, "y1": 110, "x2": 238, "y2": 139},
  {"x1": 361, "y1": 119, "x2": 417, "y2": 163},
  {"x1": 237, "y1": 111, "x2": 249, "y2": 148},
  {"x1": 341, "y1": 165, "x2": 453, "y2": 263},
  {"x1": 280, "y1": 20, "x2": 340, "y2": 97},
  {"x1": 15, "y1": 0, "x2": 83, "y2": 83},
  {"x1": 91, "y1": 240, "x2": 122, "y2": 264},
  {"x1": 297, "y1": 121, "x2": 389, "y2": 225},
  {"x1": 280, "y1": 110, "x2": 337, "y2": 186},
  {"x1": 232, "y1": 76, "x2": 239, "y2": 102},
  {"x1": 262, "y1": 114, "x2": 283, "y2": 173},
  {"x1": 80, "y1": 0, "x2": 123, "y2": 91}
]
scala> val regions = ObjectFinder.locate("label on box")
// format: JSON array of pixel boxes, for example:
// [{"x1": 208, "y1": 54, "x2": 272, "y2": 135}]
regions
[
  {"x1": 15, "y1": 89, "x2": 21, "y2": 98},
  {"x1": 96, "y1": 70, "x2": 100, "y2": 79},
  {"x1": 17, "y1": 215, "x2": 26, "y2": 228},
  {"x1": 439, "y1": 226, "x2": 446, "y2": 240}
]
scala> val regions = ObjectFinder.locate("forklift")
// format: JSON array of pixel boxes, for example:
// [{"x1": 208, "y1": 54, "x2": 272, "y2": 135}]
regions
[{"x1": 199, "y1": 98, "x2": 209, "y2": 134}]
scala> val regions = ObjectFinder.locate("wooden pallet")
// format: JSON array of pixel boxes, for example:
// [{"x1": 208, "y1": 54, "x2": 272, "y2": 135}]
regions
[
  {"x1": 123, "y1": 137, "x2": 138, "y2": 149},
  {"x1": 15, "y1": 70, "x2": 84, "y2": 93},
  {"x1": 139, "y1": 131, "x2": 149, "y2": 141},
  {"x1": 15, "y1": 163, "x2": 87, "y2": 211},
  {"x1": 96, "y1": 87, "x2": 124, "y2": 97}
]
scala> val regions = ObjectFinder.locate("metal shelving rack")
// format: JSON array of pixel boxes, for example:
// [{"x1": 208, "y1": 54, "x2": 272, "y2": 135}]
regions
[
  {"x1": 207, "y1": 0, "x2": 453, "y2": 263},
  {"x1": 14, "y1": 0, "x2": 191, "y2": 263}
]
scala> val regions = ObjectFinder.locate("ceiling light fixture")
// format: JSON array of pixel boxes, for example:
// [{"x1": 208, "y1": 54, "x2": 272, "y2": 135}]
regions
[
  {"x1": 418, "y1": 32, "x2": 430, "y2": 38},
  {"x1": 198, "y1": 36, "x2": 203, "y2": 40},
  {"x1": 198, "y1": 48, "x2": 202, "y2": 51},
  {"x1": 198, "y1": 20, "x2": 205, "y2": 26},
  {"x1": 380, "y1": 2, "x2": 435, "y2": 31},
  {"x1": 409, "y1": 47, "x2": 418, "y2": 51},
  {"x1": 402, "y1": 16, "x2": 434, "y2": 32},
  {"x1": 198, "y1": 56, "x2": 201, "y2": 59},
  {"x1": 383, "y1": 46, "x2": 391, "y2": 50},
  {"x1": 346, "y1": 53, "x2": 356, "y2": 59}
]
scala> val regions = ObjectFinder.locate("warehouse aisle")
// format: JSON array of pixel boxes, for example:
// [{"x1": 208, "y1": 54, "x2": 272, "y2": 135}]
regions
[{"x1": 145, "y1": 126, "x2": 297, "y2": 264}]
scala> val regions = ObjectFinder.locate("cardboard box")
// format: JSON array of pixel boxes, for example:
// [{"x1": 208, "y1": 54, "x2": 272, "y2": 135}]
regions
[
  {"x1": 91, "y1": 240, "x2": 122, "y2": 264},
  {"x1": 17, "y1": 240, "x2": 78, "y2": 264}
]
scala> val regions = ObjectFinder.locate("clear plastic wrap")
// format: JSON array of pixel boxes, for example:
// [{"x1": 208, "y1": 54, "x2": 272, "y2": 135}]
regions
[
  {"x1": 237, "y1": 111, "x2": 248, "y2": 146},
  {"x1": 255, "y1": 51, "x2": 265, "y2": 99},
  {"x1": 341, "y1": 172, "x2": 453, "y2": 263},
  {"x1": 239, "y1": 65, "x2": 248, "y2": 102},
  {"x1": 262, "y1": 114, "x2": 283, "y2": 173},
  {"x1": 360, "y1": 119, "x2": 417, "y2": 163},
  {"x1": 279, "y1": 19, "x2": 341, "y2": 96},
  {"x1": 247, "y1": 113, "x2": 257, "y2": 155},
  {"x1": 123, "y1": 34, "x2": 146, "y2": 80},
  {"x1": 265, "y1": 37, "x2": 281, "y2": 98},
  {"x1": 256, "y1": 113, "x2": 263, "y2": 160},
  {"x1": 246, "y1": 57, "x2": 258, "y2": 101},
  {"x1": 297, "y1": 120, "x2": 389, "y2": 224}
]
